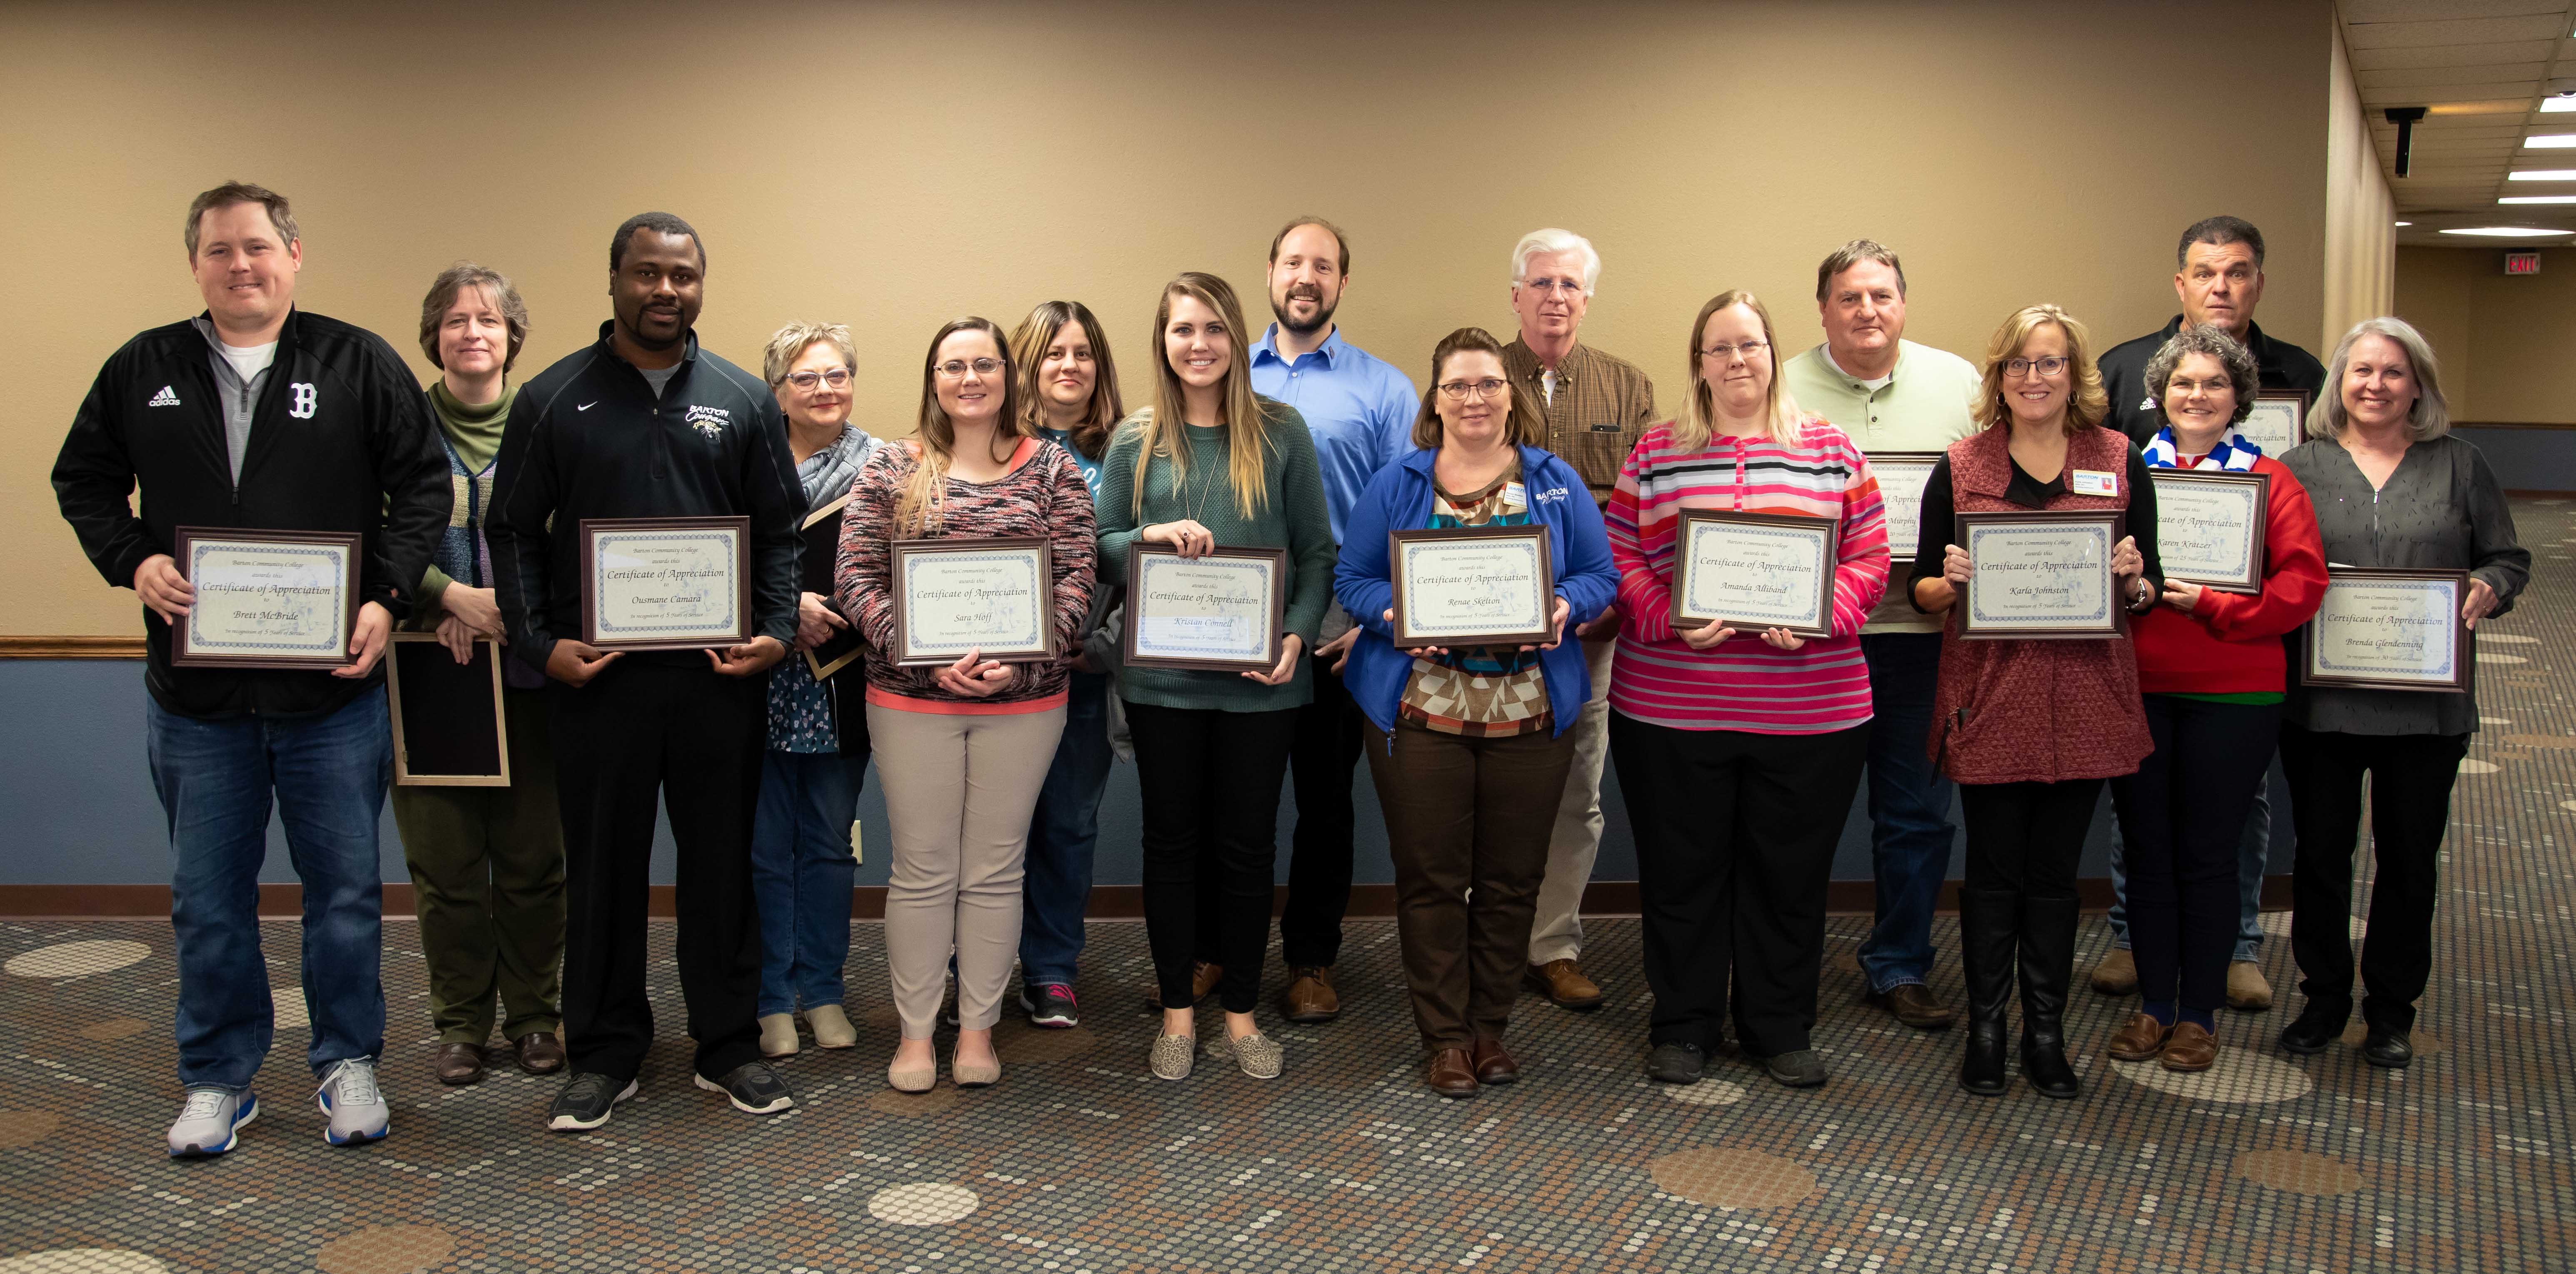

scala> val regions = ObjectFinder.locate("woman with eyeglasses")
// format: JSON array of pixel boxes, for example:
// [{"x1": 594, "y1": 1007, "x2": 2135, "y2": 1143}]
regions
[
  {"x1": 1095, "y1": 272, "x2": 1336, "y2": 1082},
  {"x1": 1005, "y1": 300, "x2": 1125, "y2": 1030},
  {"x1": 1334, "y1": 327, "x2": 1616, "y2": 1098},
  {"x1": 1908, "y1": 304, "x2": 2158, "y2": 1100},
  {"x1": 835, "y1": 318, "x2": 1095, "y2": 1092},
  {"x1": 1608, "y1": 292, "x2": 1890, "y2": 1092},
  {"x1": 748, "y1": 323, "x2": 879, "y2": 1062}
]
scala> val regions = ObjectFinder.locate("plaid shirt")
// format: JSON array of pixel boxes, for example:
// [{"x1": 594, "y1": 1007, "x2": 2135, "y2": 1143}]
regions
[{"x1": 1502, "y1": 337, "x2": 1658, "y2": 506}]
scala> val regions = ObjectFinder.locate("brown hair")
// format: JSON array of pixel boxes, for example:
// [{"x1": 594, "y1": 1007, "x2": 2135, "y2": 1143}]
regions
[
  {"x1": 895, "y1": 317, "x2": 1027, "y2": 536},
  {"x1": 185, "y1": 181, "x2": 297, "y2": 258},
  {"x1": 1972, "y1": 303, "x2": 2108, "y2": 436},
  {"x1": 1009, "y1": 300, "x2": 1124, "y2": 460},
  {"x1": 1267, "y1": 215, "x2": 1350, "y2": 274},
  {"x1": 1677, "y1": 290, "x2": 1800, "y2": 452},
  {"x1": 418, "y1": 263, "x2": 531, "y2": 372},
  {"x1": 1814, "y1": 239, "x2": 1907, "y2": 302},
  {"x1": 1412, "y1": 327, "x2": 1544, "y2": 450},
  {"x1": 1123, "y1": 272, "x2": 1279, "y2": 522}
]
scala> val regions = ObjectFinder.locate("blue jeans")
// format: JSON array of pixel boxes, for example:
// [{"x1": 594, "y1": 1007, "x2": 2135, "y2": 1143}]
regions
[
  {"x1": 2108, "y1": 782, "x2": 2269, "y2": 962},
  {"x1": 749, "y1": 748, "x2": 866, "y2": 1017},
  {"x1": 146, "y1": 689, "x2": 391, "y2": 1092},
  {"x1": 1019, "y1": 671, "x2": 1113, "y2": 989},
  {"x1": 1855, "y1": 633, "x2": 1957, "y2": 993}
]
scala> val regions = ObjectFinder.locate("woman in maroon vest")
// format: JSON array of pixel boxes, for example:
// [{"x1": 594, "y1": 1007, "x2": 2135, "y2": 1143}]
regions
[{"x1": 1907, "y1": 304, "x2": 2160, "y2": 1099}]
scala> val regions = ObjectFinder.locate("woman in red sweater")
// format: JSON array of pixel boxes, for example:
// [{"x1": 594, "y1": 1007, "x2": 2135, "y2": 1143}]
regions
[{"x1": 2105, "y1": 326, "x2": 2325, "y2": 1071}]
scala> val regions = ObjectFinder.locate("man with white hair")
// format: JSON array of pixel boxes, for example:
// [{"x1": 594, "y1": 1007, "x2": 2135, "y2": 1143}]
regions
[{"x1": 1500, "y1": 228, "x2": 1657, "y2": 1010}]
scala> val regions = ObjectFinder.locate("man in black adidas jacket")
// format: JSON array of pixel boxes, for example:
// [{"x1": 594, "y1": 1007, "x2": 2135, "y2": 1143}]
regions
[
  {"x1": 486, "y1": 211, "x2": 801, "y2": 1132},
  {"x1": 51, "y1": 182, "x2": 449, "y2": 1158}
]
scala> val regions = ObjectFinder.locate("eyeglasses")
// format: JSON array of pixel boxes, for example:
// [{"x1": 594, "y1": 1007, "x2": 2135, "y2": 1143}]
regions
[
  {"x1": 935, "y1": 358, "x2": 1003, "y2": 379},
  {"x1": 786, "y1": 369, "x2": 852, "y2": 390},
  {"x1": 1519, "y1": 279, "x2": 1586, "y2": 297},
  {"x1": 1698, "y1": 340, "x2": 1770, "y2": 362},
  {"x1": 1437, "y1": 378, "x2": 1509, "y2": 401},
  {"x1": 2004, "y1": 356, "x2": 2070, "y2": 377},
  {"x1": 2166, "y1": 376, "x2": 2234, "y2": 395}
]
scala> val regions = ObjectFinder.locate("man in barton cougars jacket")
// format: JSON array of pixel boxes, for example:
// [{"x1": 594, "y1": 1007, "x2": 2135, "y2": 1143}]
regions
[
  {"x1": 485, "y1": 212, "x2": 804, "y2": 1134},
  {"x1": 51, "y1": 182, "x2": 450, "y2": 1159}
]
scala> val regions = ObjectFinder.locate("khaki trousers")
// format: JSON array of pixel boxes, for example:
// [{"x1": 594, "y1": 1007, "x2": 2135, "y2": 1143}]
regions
[
  {"x1": 1528, "y1": 633, "x2": 1616, "y2": 965},
  {"x1": 869, "y1": 703, "x2": 1065, "y2": 1038}
]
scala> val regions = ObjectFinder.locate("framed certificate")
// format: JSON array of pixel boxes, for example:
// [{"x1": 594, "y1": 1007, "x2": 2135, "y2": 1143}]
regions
[
  {"x1": 1388, "y1": 526, "x2": 1556, "y2": 649},
  {"x1": 1123, "y1": 545, "x2": 1287, "y2": 671},
  {"x1": 2238, "y1": 389, "x2": 2309, "y2": 456},
  {"x1": 581, "y1": 516, "x2": 753, "y2": 651},
  {"x1": 1954, "y1": 511, "x2": 2127, "y2": 639},
  {"x1": 1868, "y1": 451, "x2": 1945, "y2": 560},
  {"x1": 800, "y1": 495, "x2": 865, "y2": 680},
  {"x1": 2149, "y1": 469, "x2": 2270, "y2": 594},
  {"x1": 1670, "y1": 509, "x2": 1839, "y2": 638},
  {"x1": 2300, "y1": 567, "x2": 2472, "y2": 693},
  {"x1": 171, "y1": 526, "x2": 361, "y2": 669},
  {"x1": 889, "y1": 536, "x2": 1055, "y2": 666},
  {"x1": 387, "y1": 633, "x2": 509, "y2": 787}
]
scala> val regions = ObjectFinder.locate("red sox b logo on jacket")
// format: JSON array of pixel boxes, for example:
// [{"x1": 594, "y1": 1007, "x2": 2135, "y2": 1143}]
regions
[{"x1": 289, "y1": 382, "x2": 317, "y2": 419}]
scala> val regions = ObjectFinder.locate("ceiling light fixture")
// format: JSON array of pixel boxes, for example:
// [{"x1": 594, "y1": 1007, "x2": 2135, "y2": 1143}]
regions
[
  {"x1": 2500, "y1": 195, "x2": 2576, "y2": 204},
  {"x1": 2509, "y1": 170, "x2": 2576, "y2": 180},
  {"x1": 2546, "y1": 95, "x2": 2576, "y2": 113},
  {"x1": 2525, "y1": 134, "x2": 2576, "y2": 148},
  {"x1": 2440, "y1": 226, "x2": 2576, "y2": 237},
  {"x1": 2395, "y1": 221, "x2": 2413, "y2": 227}
]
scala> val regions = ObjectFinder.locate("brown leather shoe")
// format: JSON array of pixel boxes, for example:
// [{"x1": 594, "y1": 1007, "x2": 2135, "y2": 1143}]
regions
[
  {"x1": 434, "y1": 1042, "x2": 486, "y2": 1086},
  {"x1": 1280, "y1": 966, "x2": 1340, "y2": 1023},
  {"x1": 2160, "y1": 1020, "x2": 2218, "y2": 1072},
  {"x1": 1145, "y1": 961, "x2": 1224, "y2": 1012},
  {"x1": 1525, "y1": 959, "x2": 1604, "y2": 1010},
  {"x1": 2105, "y1": 1012, "x2": 2171, "y2": 1062},
  {"x1": 1426, "y1": 1047, "x2": 1479, "y2": 1098},
  {"x1": 1869, "y1": 983, "x2": 1955, "y2": 1030},
  {"x1": 513, "y1": 1031, "x2": 566, "y2": 1076},
  {"x1": 1470, "y1": 1036, "x2": 1519, "y2": 1085}
]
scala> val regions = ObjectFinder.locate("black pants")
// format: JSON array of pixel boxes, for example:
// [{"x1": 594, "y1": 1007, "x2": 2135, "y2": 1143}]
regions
[
  {"x1": 1958, "y1": 778, "x2": 2102, "y2": 902},
  {"x1": 1611, "y1": 712, "x2": 1869, "y2": 1056},
  {"x1": 550, "y1": 660, "x2": 766, "y2": 1084},
  {"x1": 2110, "y1": 696, "x2": 2279, "y2": 1014},
  {"x1": 1128, "y1": 701, "x2": 1299, "y2": 1015},
  {"x1": 2279, "y1": 723, "x2": 2468, "y2": 1032},
  {"x1": 1275, "y1": 652, "x2": 1364, "y2": 969}
]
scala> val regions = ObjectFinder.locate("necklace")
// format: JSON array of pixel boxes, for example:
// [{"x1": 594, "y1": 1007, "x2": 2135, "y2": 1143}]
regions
[{"x1": 1179, "y1": 431, "x2": 1226, "y2": 526}]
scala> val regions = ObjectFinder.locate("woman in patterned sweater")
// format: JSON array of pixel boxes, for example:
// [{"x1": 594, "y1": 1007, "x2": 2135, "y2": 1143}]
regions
[
  {"x1": 835, "y1": 317, "x2": 1095, "y2": 1094},
  {"x1": 1607, "y1": 291, "x2": 1890, "y2": 1092}
]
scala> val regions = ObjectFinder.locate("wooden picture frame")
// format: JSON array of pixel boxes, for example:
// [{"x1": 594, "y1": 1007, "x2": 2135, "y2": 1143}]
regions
[
  {"x1": 888, "y1": 536, "x2": 1056, "y2": 666},
  {"x1": 171, "y1": 526, "x2": 363, "y2": 669},
  {"x1": 2239, "y1": 388, "x2": 2311, "y2": 455},
  {"x1": 1122, "y1": 544, "x2": 1288, "y2": 672},
  {"x1": 2299, "y1": 567, "x2": 2473, "y2": 694},
  {"x1": 1387, "y1": 525, "x2": 1557, "y2": 650},
  {"x1": 1669, "y1": 509, "x2": 1840, "y2": 639},
  {"x1": 800, "y1": 494, "x2": 864, "y2": 680},
  {"x1": 386, "y1": 633, "x2": 509, "y2": 786},
  {"x1": 2148, "y1": 469, "x2": 2271, "y2": 595},
  {"x1": 1865, "y1": 451, "x2": 1946, "y2": 561},
  {"x1": 1953, "y1": 510, "x2": 2130, "y2": 640},
  {"x1": 580, "y1": 515, "x2": 754, "y2": 652}
]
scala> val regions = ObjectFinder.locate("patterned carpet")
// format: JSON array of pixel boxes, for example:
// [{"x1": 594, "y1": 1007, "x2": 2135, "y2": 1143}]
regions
[{"x1": 5, "y1": 499, "x2": 2574, "y2": 1274}]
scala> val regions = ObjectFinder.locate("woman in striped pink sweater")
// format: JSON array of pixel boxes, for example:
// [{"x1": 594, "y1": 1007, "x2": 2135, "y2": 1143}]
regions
[{"x1": 1607, "y1": 290, "x2": 1890, "y2": 1091}]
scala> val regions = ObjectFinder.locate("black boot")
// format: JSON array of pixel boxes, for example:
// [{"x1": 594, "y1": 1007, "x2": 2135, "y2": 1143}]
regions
[
  {"x1": 1957, "y1": 890, "x2": 2017, "y2": 1097},
  {"x1": 2017, "y1": 895, "x2": 2082, "y2": 1100}
]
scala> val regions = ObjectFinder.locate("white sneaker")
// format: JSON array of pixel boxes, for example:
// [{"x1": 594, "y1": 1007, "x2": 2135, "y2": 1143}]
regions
[
  {"x1": 315, "y1": 1058, "x2": 389, "y2": 1146},
  {"x1": 166, "y1": 1087, "x2": 256, "y2": 1158}
]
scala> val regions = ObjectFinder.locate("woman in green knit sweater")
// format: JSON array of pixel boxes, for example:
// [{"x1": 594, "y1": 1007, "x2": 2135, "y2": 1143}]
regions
[{"x1": 1096, "y1": 272, "x2": 1336, "y2": 1082}]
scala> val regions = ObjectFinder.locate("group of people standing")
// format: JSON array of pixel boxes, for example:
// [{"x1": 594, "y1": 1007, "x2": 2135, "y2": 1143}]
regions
[{"x1": 51, "y1": 184, "x2": 2526, "y2": 1159}]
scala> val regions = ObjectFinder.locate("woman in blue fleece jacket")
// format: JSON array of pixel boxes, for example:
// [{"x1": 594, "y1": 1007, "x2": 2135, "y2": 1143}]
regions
[{"x1": 1335, "y1": 327, "x2": 1618, "y2": 1099}]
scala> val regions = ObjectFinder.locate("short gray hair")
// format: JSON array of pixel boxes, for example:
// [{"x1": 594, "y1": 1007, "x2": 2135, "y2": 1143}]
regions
[
  {"x1": 763, "y1": 321, "x2": 856, "y2": 388},
  {"x1": 2310, "y1": 317, "x2": 2450, "y2": 443},
  {"x1": 1511, "y1": 228, "x2": 1601, "y2": 294},
  {"x1": 2142, "y1": 324, "x2": 2259, "y2": 429}
]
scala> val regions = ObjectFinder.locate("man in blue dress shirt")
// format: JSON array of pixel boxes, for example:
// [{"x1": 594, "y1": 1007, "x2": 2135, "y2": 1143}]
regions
[{"x1": 1247, "y1": 215, "x2": 1419, "y2": 1024}]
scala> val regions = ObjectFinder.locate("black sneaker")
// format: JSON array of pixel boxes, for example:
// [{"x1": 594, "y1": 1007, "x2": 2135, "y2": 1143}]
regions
[
  {"x1": 1759, "y1": 1049, "x2": 1830, "y2": 1089},
  {"x1": 1021, "y1": 984, "x2": 1079, "y2": 1029},
  {"x1": 695, "y1": 1061, "x2": 794, "y2": 1115},
  {"x1": 1644, "y1": 1042, "x2": 1706, "y2": 1084},
  {"x1": 546, "y1": 1073, "x2": 637, "y2": 1133}
]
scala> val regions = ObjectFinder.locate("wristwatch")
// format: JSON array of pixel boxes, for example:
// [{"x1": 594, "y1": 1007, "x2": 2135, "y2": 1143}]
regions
[{"x1": 2128, "y1": 578, "x2": 2155, "y2": 612}]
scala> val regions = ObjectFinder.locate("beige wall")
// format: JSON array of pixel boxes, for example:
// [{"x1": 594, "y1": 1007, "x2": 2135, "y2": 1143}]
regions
[
  {"x1": 2322, "y1": 22, "x2": 2395, "y2": 352},
  {"x1": 2395, "y1": 245, "x2": 2576, "y2": 424},
  {"x1": 3, "y1": 0, "x2": 2335, "y2": 637}
]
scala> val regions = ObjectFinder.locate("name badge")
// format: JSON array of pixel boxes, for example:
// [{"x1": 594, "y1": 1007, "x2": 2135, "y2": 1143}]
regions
[
  {"x1": 1501, "y1": 482, "x2": 1527, "y2": 513},
  {"x1": 2070, "y1": 469, "x2": 2118, "y2": 497},
  {"x1": 1588, "y1": 422, "x2": 1623, "y2": 433}
]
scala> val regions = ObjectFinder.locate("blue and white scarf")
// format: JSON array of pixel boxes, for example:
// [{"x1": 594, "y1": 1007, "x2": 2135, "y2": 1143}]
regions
[{"x1": 2142, "y1": 424, "x2": 2260, "y2": 471}]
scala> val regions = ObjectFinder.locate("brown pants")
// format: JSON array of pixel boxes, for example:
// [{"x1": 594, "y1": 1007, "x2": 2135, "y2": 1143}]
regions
[{"x1": 1366, "y1": 718, "x2": 1576, "y2": 1052}]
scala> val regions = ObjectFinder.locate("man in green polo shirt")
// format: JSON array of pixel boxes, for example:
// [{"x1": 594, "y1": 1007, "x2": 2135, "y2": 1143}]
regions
[{"x1": 1779, "y1": 239, "x2": 1980, "y2": 1032}]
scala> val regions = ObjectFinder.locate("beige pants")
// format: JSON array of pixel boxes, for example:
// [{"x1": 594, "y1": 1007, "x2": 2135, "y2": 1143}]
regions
[
  {"x1": 868, "y1": 702, "x2": 1066, "y2": 1038},
  {"x1": 1528, "y1": 633, "x2": 1616, "y2": 965}
]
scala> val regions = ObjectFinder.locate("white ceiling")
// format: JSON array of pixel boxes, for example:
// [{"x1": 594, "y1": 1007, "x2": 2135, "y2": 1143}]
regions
[{"x1": 2341, "y1": 0, "x2": 2576, "y2": 246}]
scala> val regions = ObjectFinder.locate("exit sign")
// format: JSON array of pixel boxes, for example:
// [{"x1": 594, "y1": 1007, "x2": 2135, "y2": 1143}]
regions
[{"x1": 2506, "y1": 251, "x2": 2542, "y2": 275}]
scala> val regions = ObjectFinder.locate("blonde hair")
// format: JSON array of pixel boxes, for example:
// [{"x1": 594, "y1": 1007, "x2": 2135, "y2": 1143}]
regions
[
  {"x1": 895, "y1": 317, "x2": 1027, "y2": 537},
  {"x1": 1008, "y1": 301, "x2": 1125, "y2": 460},
  {"x1": 1676, "y1": 290, "x2": 1800, "y2": 453},
  {"x1": 2309, "y1": 316, "x2": 2451, "y2": 443},
  {"x1": 761, "y1": 320, "x2": 854, "y2": 388},
  {"x1": 1972, "y1": 304, "x2": 2108, "y2": 436},
  {"x1": 1412, "y1": 327, "x2": 1545, "y2": 449},
  {"x1": 1126, "y1": 272, "x2": 1276, "y2": 522}
]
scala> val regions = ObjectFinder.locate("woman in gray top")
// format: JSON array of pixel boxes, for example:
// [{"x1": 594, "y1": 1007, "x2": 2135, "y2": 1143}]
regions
[{"x1": 2274, "y1": 316, "x2": 2529, "y2": 1069}]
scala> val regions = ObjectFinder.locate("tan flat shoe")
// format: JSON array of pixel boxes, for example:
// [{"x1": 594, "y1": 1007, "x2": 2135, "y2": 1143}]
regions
[
  {"x1": 758, "y1": 1012, "x2": 799, "y2": 1059},
  {"x1": 805, "y1": 1004, "x2": 857, "y2": 1050},
  {"x1": 887, "y1": 1055, "x2": 937, "y2": 1093},
  {"x1": 951, "y1": 1052, "x2": 1001, "y2": 1089}
]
